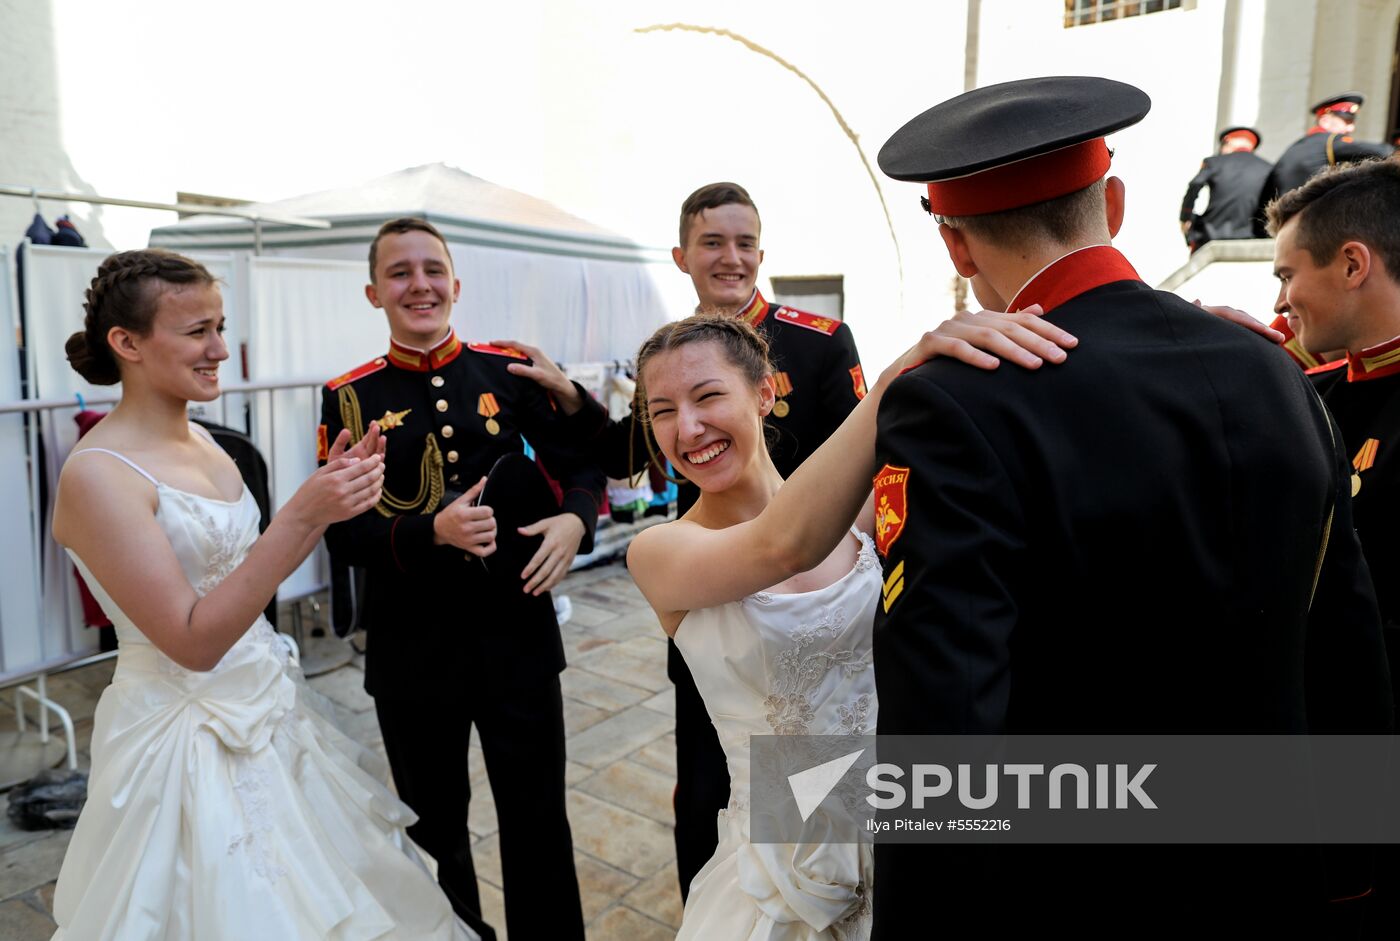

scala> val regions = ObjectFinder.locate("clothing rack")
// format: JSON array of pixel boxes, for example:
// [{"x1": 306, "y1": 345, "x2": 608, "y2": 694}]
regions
[{"x1": 0, "y1": 184, "x2": 329, "y2": 253}]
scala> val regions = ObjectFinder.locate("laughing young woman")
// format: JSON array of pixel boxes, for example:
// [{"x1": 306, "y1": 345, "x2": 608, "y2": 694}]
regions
[{"x1": 626, "y1": 309, "x2": 1072, "y2": 940}]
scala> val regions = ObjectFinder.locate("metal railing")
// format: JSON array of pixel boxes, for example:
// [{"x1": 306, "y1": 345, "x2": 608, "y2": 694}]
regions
[{"x1": 0, "y1": 377, "x2": 329, "y2": 771}]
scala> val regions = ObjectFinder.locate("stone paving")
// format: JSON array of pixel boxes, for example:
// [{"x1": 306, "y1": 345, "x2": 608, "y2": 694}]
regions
[{"x1": 0, "y1": 559, "x2": 684, "y2": 940}]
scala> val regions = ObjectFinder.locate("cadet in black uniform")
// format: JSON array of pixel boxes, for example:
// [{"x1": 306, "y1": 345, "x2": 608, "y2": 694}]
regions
[
  {"x1": 500, "y1": 182, "x2": 864, "y2": 901},
  {"x1": 1179, "y1": 125, "x2": 1272, "y2": 251},
  {"x1": 319, "y1": 218, "x2": 607, "y2": 941},
  {"x1": 1256, "y1": 92, "x2": 1393, "y2": 225},
  {"x1": 872, "y1": 76, "x2": 1391, "y2": 937},
  {"x1": 1266, "y1": 160, "x2": 1400, "y2": 935}
]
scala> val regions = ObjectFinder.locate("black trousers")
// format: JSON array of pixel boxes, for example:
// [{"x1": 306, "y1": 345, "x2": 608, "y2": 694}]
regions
[
  {"x1": 670, "y1": 641, "x2": 732, "y2": 900},
  {"x1": 375, "y1": 673, "x2": 584, "y2": 941}
]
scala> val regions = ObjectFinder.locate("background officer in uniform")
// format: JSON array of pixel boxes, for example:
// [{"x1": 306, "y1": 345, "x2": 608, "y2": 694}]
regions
[
  {"x1": 499, "y1": 182, "x2": 865, "y2": 901},
  {"x1": 1179, "y1": 125, "x2": 1272, "y2": 251},
  {"x1": 319, "y1": 217, "x2": 607, "y2": 941},
  {"x1": 873, "y1": 76, "x2": 1391, "y2": 936},
  {"x1": 1256, "y1": 92, "x2": 1393, "y2": 226}
]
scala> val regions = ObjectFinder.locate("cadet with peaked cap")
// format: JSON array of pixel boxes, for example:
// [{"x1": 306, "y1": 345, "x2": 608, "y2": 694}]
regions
[
  {"x1": 872, "y1": 76, "x2": 1390, "y2": 936},
  {"x1": 1256, "y1": 92, "x2": 1394, "y2": 224},
  {"x1": 1179, "y1": 125, "x2": 1272, "y2": 251}
]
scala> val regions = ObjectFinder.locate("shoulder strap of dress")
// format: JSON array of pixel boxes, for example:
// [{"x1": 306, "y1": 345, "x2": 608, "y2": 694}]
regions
[{"x1": 73, "y1": 448, "x2": 160, "y2": 486}]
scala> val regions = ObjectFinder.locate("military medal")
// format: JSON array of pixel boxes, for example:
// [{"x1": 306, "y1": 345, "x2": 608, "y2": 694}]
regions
[
  {"x1": 479, "y1": 393, "x2": 502, "y2": 435},
  {"x1": 376, "y1": 408, "x2": 411, "y2": 430},
  {"x1": 1351, "y1": 438, "x2": 1379, "y2": 496},
  {"x1": 772, "y1": 372, "x2": 793, "y2": 418}
]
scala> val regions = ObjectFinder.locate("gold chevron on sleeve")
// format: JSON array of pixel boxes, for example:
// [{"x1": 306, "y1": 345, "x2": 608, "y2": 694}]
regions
[{"x1": 882, "y1": 560, "x2": 905, "y2": 613}]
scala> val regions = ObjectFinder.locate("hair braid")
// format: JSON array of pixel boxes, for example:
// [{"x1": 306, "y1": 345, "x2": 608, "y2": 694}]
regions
[
  {"x1": 627, "y1": 312, "x2": 774, "y2": 484},
  {"x1": 66, "y1": 249, "x2": 216, "y2": 385}
]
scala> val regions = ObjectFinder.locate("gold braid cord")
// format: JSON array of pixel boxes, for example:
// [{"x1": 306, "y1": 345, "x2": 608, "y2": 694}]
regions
[{"x1": 338, "y1": 385, "x2": 445, "y2": 517}]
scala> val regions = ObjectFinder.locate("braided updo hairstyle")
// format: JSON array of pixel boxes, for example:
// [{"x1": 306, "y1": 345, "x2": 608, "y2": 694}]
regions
[
  {"x1": 66, "y1": 249, "x2": 217, "y2": 385},
  {"x1": 630, "y1": 313, "x2": 774, "y2": 481}
]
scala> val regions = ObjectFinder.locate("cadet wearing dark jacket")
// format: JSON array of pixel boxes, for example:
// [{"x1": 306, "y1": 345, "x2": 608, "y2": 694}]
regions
[
  {"x1": 498, "y1": 182, "x2": 865, "y2": 902},
  {"x1": 1256, "y1": 92, "x2": 1393, "y2": 227},
  {"x1": 1267, "y1": 159, "x2": 1400, "y2": 935},
  {"x1": 320, "y1": 217, "x2": 607, "y2": 941},
  {"x1": 875, "y1": 76, "x2": 1391, "y2": 938},
  {"x1": 1179, "y1": 125, "x2": 1272, "y2": 250}
]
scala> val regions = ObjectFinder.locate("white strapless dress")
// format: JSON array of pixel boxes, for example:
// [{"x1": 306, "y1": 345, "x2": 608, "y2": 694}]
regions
[
  {"x1": 52, "y1": 448, "x2": 476, "y2": 940},
  {"x1": 672, "y1": 529, "x2": 880, "y2": 941}
]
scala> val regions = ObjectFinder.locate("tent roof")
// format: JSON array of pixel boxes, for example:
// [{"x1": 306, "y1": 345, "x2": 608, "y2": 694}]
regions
[{"x1": 149, "y1": 163, "x2": 666, "y2": 263}]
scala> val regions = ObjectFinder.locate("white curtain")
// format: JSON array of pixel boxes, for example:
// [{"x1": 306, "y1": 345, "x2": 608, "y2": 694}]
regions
[
  {"x1": 0, "y1": 245, "x2": 46, "y2": 679},
  {"x1": 447, "y1": 242, "x2": 674, "y2": 364},
  {"x1": 245, "y1": 256, "x2": 380, "y2": 601}
]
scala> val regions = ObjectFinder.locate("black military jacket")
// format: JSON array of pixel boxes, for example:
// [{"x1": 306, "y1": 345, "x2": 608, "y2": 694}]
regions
[
  {"x1": 868, "y1": 246, "x2": 1391, "y2": 934},
  {"x1": 319, "y1": 330, "x2": 606, "y2": 699},
  {"x1": 1179, "y1": 150, "x2": 1273, "y2": 245},
  {"x1": 1257, "y1": 128, "x2": 1394, "y2": 223},
  {"x1": 1309, "y1": 348, "x2": 1400, "y2": 708},
  {"x1": 873, "y1": 246, "x2": 1388, "y2": 734}
]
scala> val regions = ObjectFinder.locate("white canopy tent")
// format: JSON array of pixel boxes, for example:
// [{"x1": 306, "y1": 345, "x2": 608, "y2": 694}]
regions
[{"x1": 148, "y1": 163, "x2": 688, "y2": 366}]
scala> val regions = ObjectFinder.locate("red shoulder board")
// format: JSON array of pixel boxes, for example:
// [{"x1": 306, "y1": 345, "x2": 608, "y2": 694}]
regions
[
  {"x1": 1305, "y1": 358, "x2": 1348, "y2": 376},
  {"x1": 327, "y1": 357, "x2": 387, "y2": 390},
  {"x1": 468, "y1": 342, "x2": 528, "y2": 360},
  {"x1": 774, "y1": 307, "x2": 840, "y2": 336}
]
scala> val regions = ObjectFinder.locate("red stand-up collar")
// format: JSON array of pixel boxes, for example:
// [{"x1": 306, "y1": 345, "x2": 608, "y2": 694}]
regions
[
  {"x1": 387, "y1": 329, "x2": 464, "y2": 372},
  {"x1": 1346, "y1": 334, "x2": 1400, "y2": 382},
  {"x1": 734, "y1": 289, "x2": 770, "y2": 328},
  {"x1": 1007, "y1": 245, "x2": 1142, "y2": 314}
]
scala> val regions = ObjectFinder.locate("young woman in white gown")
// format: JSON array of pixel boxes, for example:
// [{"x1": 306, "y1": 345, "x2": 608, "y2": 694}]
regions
[
  {"x1": 48, "y1": 249, "x2": 479, "y2": 940},
  {"x1": 626, "y1": 311, "x2": 1073, "y2": 940}
]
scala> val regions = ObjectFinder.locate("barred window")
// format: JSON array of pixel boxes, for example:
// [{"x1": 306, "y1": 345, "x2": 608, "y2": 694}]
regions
[{"x1": 1064, "y1": 0, "x2": 1184, "y2": 27}]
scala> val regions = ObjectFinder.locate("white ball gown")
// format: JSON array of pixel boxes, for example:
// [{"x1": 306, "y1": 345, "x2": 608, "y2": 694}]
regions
[
  {"x1": 51, "y1": 448, "x2": 477, "y2": 940},
  {"x1": 672, "y1": 529, "x2": 879, "y2": 941}
]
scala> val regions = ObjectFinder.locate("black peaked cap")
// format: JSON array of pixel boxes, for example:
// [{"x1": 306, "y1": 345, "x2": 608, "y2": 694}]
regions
[
  {"x1": 476, "y1": 452, "x2": 561, "y2": 580},
  {"x1": 1312, "y1": 92, "x2": 1364, "y2": 113},
  {"x1": 1218, "y1": 125, "x2": 1261, "y2": 146},
  {"x1": 878, "y1": 76, "x2": 1152, "y2": 183}
]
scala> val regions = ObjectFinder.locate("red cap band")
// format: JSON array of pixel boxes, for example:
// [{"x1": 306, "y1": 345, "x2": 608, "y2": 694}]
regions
[
  {"x1": 1315, "y1": 102, "x2": 1359, "y2": 117},
  {"x1": 1221, "y1": 130, "x2": 1259, "y2": 150},
  {"x1": 925, "y1": 138, "x2": 1111, "y2": 216}
]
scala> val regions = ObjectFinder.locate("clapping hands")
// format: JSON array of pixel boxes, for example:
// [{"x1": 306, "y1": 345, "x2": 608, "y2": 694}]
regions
[{"x1": 287, "y1": 423, "x2": 386, "y2": 528}]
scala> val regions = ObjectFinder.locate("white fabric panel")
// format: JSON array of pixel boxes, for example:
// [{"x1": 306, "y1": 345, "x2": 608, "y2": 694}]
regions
[
  {"x1": 245, "y1": 256, "x2": 379, "y2": 601},
  {"x1": 447, "y1": 242, "x2": 673, "y2": 364},
  {"x1": 0, "y1": 245, "x2": 46, "y2": 676},
  {"x1": 20, "y1": 246, "x2": 236, "y2": 673}
]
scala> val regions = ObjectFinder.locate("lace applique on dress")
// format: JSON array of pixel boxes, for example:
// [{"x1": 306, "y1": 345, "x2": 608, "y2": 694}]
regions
[
  {"x1": 836, "y1": 693, "x2": 872, "y2": 735},
  {"x1": 764, "y1": 605, "x2": 872, "y2": 735},
  {"x1": 852, "y1": 534, "x2": 876, "y2": 573},
  {"x1": 227, "y1": 756, "x2": 287, "y2": 884},
  {"x1": 190, "y1": 503, "x2": 243, "y2": 597},
  {"x1": 830, "y1": 882, "x2": 872, "y2": 941}
]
